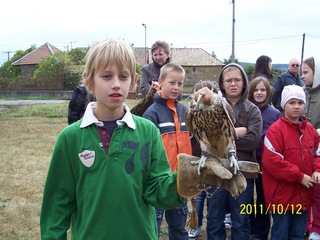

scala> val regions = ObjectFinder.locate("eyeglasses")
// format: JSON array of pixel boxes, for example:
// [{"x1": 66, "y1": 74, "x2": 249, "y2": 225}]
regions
[
  {"x1": 223, "y1": 79, "x2": 243, "y2": 85},
  {"x1": 291, "y1": 64, "x2": 300, "y2": 67}
]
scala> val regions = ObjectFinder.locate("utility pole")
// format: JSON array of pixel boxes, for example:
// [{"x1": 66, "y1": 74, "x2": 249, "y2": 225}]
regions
[
  {"x1": 300, "y1": 33, "x2": 305, "y2": 74},
  {"x1": 3, "y1": 51, "x2": 12, "y2": 61},
  {"x1": 231, "y1": 0, "x2": 235, "y2": 63},
  {"x1": 142, "y1": 23, "x2": 147, "y2": 64},
  {"x1": 69, "y1": 42, "x2": 76, "y2": 51},
  {"x1": 64, "y1": 42, "x2": 76, "y2": 52}
]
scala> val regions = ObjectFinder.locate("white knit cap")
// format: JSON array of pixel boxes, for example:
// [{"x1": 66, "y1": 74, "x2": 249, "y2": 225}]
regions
[{"x1": 281, "y1": 85, "x2": 306, "y2": 109}]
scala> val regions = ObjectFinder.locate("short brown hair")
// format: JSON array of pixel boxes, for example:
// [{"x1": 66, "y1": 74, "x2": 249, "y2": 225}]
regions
[{"x1": 151, "y1": 41, "x2": 171, "y2": 55}]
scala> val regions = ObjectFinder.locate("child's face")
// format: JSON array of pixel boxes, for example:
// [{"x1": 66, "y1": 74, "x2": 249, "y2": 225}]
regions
[
  {"x1": 301, "y1": 63, "x2": 314, "y2": 87},
  {"x1": 268, "y1": 61, "x2": 272, "y2": 71},
  {"x1": 253, "y1": 81, "x2": 267, "y2": 104},
  {"x1": 221, "y1": 68, "x2": 244, "y2": 100},
  {"x1": 91, "y1": 63, "x2": 137, "y2": 115},
  {"x1": 284, "y1": 98, "x2": 305, "y2": 122},
  {"x1": 159, "y1": 71, "x2": 184, "y2": 100}
]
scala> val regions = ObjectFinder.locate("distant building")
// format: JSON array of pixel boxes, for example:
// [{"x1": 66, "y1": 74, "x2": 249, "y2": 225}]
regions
[
  {"x1": 12, "y1": 43, "x2": 60, "y2": 81},
  {"x1": 11, "y1": 43, "x2": 224, "y2": 93},
  {"x1": 133, "y1": 47, "x2": 224, "y2": 94}
]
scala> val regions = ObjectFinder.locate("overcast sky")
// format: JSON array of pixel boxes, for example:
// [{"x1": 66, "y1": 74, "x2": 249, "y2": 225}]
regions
[{"x1": 1, "y1": 0, "x2": 319, "y2": 66}]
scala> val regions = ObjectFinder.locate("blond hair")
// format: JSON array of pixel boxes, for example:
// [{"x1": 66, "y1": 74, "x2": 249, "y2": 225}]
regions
[
  {"x1": 83, "y1": 39, "x2": 136, "y2": 91},
  {"x1": 159, "y1": 63, "x2": 185, "y2": 81}
]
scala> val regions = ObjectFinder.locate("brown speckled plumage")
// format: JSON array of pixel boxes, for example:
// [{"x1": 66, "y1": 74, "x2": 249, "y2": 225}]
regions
[{"x1": 186, "y1": 92, "x2": 236, "y2": 159}]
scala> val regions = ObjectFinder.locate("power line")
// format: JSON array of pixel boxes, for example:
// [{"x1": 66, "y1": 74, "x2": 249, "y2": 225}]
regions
[
  {"x1": 307, "y1": 34, "x2": 320, "y2": 38},
  {"x1": 173, "y1": 34, "x2": 302, "y2": 48},
  {"x1": 63, "y1": 42, "x2": 76, "y2": 52}
]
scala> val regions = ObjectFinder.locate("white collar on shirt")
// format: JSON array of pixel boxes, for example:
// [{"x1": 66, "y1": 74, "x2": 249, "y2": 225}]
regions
[{"x1": 80, "y1": 102, "x2": 136, "y2": 130}]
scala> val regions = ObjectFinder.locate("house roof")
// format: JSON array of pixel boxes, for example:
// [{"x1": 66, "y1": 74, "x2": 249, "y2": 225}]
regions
[
  {"x1": 133, "y1": 47, "x2": 224, "y2": 66},
  {"x1": 12, "y1": 43, "x2": 223, "y2": 67},
  {"x1": 12, "y1": 43, "x2": 60, "y2": 66}
]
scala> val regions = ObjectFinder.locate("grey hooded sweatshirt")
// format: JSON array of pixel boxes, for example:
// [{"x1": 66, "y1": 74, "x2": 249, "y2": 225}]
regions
[
  {"x1": 218, "y1": 63, "x2": 263, "y2": 179},
  {"x1": 304, "y1": 57, "x2": 320, "y2": 134}
]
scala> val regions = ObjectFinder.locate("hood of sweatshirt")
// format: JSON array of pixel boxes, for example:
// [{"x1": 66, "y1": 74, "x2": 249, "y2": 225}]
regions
[
  {"x1": 218, "y1": 63, "x2": 249, "y2": 103},
  {"x1": 313, "y1": 57, "x2": 320, "y2": 88}
]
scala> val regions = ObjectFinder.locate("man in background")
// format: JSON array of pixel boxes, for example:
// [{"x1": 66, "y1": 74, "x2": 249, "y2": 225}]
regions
[{"x1": 272, "y1": 58, "x2": 304, "y2": 113}]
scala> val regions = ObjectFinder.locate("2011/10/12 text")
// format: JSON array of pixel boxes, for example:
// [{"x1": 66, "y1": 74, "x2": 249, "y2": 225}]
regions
[{"x1": 240, "y1": 203, "x2": 303, "y2": 215}]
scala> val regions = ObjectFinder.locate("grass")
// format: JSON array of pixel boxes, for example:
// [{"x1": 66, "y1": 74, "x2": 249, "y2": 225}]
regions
[
  {"x1": 0, "y1": 104, "x2": 68, "y2": 118},
  {"x1": 1, "y1": 99, "x2": 203, "y2": 240},
  {"x1": 0, "y1": 115, "x2": 66, "y2": 240}
]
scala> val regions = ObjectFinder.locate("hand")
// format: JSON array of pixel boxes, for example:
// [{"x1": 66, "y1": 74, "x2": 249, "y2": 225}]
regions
[
  {"x1": 194, "y1": 87, "x2": 214, "y2": 105},
  {"x1": 151, "y1": 81, "x2": 160, "y2": 91},
  {"x1": 301, "y1": 174, "x2": 315, "y2": 188},
  {"x1": 312, "y1": 172, "x2": 320, "y2": 183},
  {"x1": 235, "y1": 127, "x2": 247, "y2": 138}
]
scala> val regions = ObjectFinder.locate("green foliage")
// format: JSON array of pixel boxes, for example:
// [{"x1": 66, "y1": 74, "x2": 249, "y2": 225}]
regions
[
  {"x1": 68, "y1": 48, "x2": 86, "y2": 65},
  {"x1": 64, "y1": 65, "x2": 84, "y2": 89},
  {"x1": 136, "y1": 64, "x2": 142, "y2": 77},
  {"x1": 31, "y1": 51, "x2": 70, "y2": 89},
  {"x1": 0, "y1": 46, "x2": 36, "y2": 89},
  {"x1": 0, "y1": 45, "x2": 36, "y2": 80},
  {"x1": 31, "y1": 51, "x2": 83, "y2": 90},
  {"x1": 244, "y1": 64, "x2": 254, "y2": 79},
  {"x1": 223, "y1": 55, "x2": 239, "y2": 64},
  {"x1": 271, "y1": 69, "x2": 281, "y2": 85},
  {"x1": 0, "y1": 45, "x2": 84, "y2": 90}
]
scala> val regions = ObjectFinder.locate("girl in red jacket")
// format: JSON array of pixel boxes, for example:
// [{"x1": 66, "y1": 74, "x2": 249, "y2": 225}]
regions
[{"x1": 262, "y1": 84, "x2": 320, "y2": 239}]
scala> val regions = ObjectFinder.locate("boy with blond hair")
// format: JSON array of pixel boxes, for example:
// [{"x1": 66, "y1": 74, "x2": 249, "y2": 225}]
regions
[{"x1": 40, "y1": 39, "x2": 185, "y2": 239}]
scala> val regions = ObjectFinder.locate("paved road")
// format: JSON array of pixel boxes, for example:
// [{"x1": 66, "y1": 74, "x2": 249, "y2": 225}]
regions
[{"x1": 0, "y1": 100, "x2": 68, "y2": 106}]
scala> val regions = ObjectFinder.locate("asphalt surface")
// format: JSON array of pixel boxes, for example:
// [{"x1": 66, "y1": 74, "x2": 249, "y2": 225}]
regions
[{"x1": 0, "y1": 100, "x2": 68, "y2": 106}]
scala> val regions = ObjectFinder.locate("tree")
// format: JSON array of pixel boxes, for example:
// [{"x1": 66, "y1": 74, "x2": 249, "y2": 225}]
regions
[
  {"x1": 0, "y1": 45, "x2": 36, "y2": 89},
  {"x1": 223, "y1": 55, "x2": 239, "y2": 64},
  {"x1": 68, "y1": 48, "x2": 86, "y2": 65},
  {"x1": 271, "y1": 69, "x2": 281, "y2": 85},
  {"x1": 0, "y1": 46, "x2": 36, "y2": 79},
  {"x1": 244, "y1": 64, "x2": 254, "y2": 80},
  {"x1": 31, "y1": 52, "x2": 83, "y2": 90}
]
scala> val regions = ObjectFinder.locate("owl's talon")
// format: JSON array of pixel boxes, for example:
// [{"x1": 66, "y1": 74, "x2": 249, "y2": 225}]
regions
[
  {"x1": 190, "y1": 155, "x2": 207, "y2": 175},
  {"x1": 228, "y1": 149, "x2": 239, "y2": 174}
]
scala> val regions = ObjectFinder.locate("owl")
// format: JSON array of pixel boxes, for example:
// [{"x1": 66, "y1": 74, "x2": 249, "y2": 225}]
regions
[{"x1": 186, "y1": 89, "x2": 239, "y2": 175}]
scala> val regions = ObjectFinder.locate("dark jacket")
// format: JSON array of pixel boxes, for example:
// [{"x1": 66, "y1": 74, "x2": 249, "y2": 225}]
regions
[
  {"x1": 218, "y1": 63, "x2": 263, "y2": 179},
  {"x1": 272, "y1": 70, "x2": 304, "y2": 112},
  {"x1": 142, "y1": 91, "x2": 192, "y2": 172},
  {"x1": 140, "y1": 59, "x2": 170, "y2": 97},
  {"x1": 256, "y1": 105, "x2": 281, "y2": 163},
  {"x1": 68, "y1": 85, "x2": 89, "y2": 125}
]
